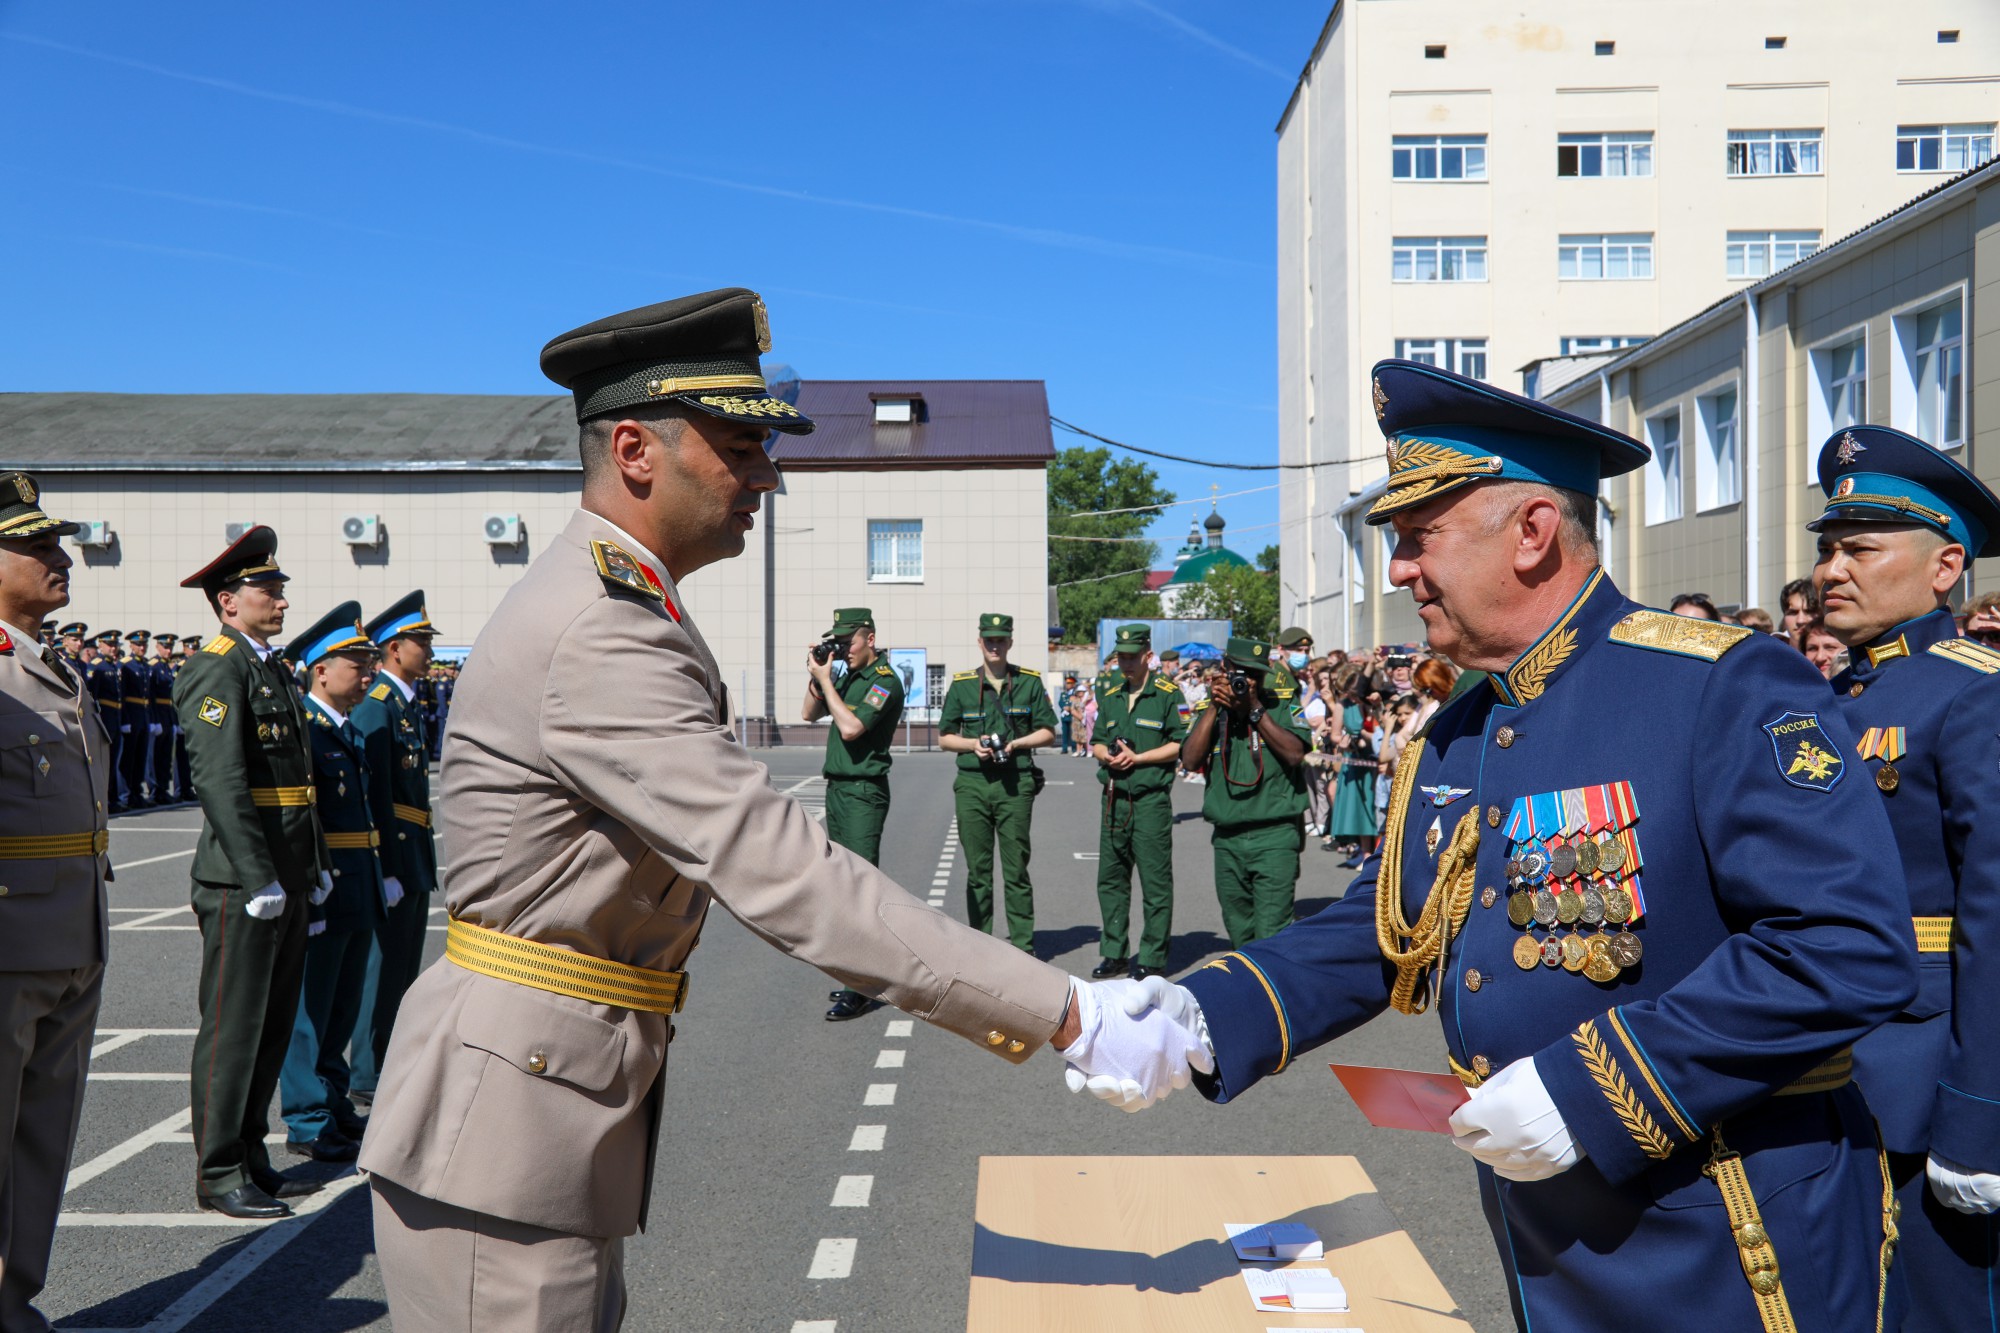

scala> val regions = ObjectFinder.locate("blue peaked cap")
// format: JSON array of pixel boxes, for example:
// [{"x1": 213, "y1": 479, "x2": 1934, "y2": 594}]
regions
[
  {"x1": 1810, "y1": 425, "x2": 2000, "y2": 558},
  {"x1": 290, "y1": 600, "x2": 375, "y2": 670},
  {"x1": 365, "y1": 590, "x2": 437, "y2": 646}
]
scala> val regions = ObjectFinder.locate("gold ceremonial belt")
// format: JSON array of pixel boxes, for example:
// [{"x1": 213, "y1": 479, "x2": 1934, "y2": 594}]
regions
[
  {"x1": 445, "y1": 917, "x2": 688, "y2": 1015},
  {"x1": 324, "y1": 830, "x2": 380, "y2": 850},
  {"x1": 250, "y1": 786, "x2": 315, "y2": 807},
  {"x1": 1450, "y1": 1047, "x2": 1852, "y2": 1096},
  {"x1": 392, "y1": 803, "x2": 431, "y2": 828},
  {"x1": 1914, "y1": 915, "x2": 1953, "y2": 953},
  {"x1": 0, "y1": 830, "x2": 110, "y2": 859}
]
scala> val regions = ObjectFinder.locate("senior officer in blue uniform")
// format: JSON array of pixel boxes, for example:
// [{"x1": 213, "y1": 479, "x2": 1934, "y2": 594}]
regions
[
  {"x1": 1074, "y1": 362, "x2": 1921, "y2": 1333},
  {"x1": 1809, "y1": 425, "x2": 2000, "y2": 1330}
]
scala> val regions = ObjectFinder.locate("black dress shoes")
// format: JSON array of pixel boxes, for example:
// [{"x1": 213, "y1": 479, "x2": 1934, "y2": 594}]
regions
[
  {"x1": 198, "y1": 1183, "x2": 291, "y2": 1220},
  {"x1": 1090, "y1": 957, "x2": 1129, "y2": 979},
  {"x1": 825, "y1": 990, "x2": 872, "y2": 1022},
  {"x1": 333, "y1": 1110, "x2": 367, "y2": 1142},
  {"x1": 251, "y1": 1167, "x2": 322, "y2": 1200},
  {"x1": 285, "y1": 1129, "x2": 359, "y2": 1163},
  {"x1": 1130, "y1": 964, "x2": 1157, "y2": 981}
]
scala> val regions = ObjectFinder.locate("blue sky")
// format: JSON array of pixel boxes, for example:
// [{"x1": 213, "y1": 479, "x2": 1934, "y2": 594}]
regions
[{"x1": 0, "y1": 1, "x2": 1328, "y2": 556}]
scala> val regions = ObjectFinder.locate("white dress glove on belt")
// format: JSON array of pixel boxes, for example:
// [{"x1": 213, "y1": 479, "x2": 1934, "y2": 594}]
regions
[
  {"x1": 243, "y1": 881, "x2": 286, "y2": 920},
  {"x1": 1929, "y1": 1155, "x2": 2000, "y2": 1215},
  {"x1": 1448, "y1": 1057, "x2": 1586, "y2": 1182}
]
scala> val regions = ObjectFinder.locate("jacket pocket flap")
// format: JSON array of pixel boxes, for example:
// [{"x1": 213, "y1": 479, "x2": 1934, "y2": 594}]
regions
[
  {"x1": 0, "y1": 710, "x2": 60, "y2": 749},
  {"x1": 457, "y1": 983, "x2": 627, "y2": 1092}
]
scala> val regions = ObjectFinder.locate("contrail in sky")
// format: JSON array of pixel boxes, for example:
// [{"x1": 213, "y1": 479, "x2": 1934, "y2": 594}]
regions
[{"x1": 1115, "y1": 1, "x2": 1293, "y2": 82}]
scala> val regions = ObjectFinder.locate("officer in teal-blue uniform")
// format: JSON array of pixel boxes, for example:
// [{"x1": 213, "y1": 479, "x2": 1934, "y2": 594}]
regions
[
  {"x1": 1176, "y1": 362, "x2": 1919, "y2": 1333},
  {"x1": 347, "y1": 591, "x2": 439, "y2": 1108},
  {"x1": 277, "y1": 602, "x2": 385, "y2": 1161},
  {"x1": 88, "y1": 631, "x2": 127, "y2": 809},
  {"x1": 1808, "y1": 425, "x2": 2000, "y2": 1331}
]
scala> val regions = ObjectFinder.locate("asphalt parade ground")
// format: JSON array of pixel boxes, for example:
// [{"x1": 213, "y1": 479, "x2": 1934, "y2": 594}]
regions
[{"x1": 41, "y1": 749, "x2": 1508, "y2": 1332}]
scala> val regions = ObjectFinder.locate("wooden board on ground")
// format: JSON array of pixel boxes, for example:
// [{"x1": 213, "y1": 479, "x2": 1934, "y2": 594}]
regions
[{"x1": 968, "y1": 1155, "x2": 1472, "y2": 1333}]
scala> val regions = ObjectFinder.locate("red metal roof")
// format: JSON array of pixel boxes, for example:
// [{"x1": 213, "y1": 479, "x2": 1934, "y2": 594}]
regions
[{"x1": 773, "y1": 380, "x2": 1054, "y2": 470}]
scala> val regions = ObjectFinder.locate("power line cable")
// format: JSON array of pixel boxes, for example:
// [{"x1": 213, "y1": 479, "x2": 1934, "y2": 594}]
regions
[
  {"x1": 1051, "y1": 482, "x2": 1279, "y2": 519},
  {"x1": 1052, "y1": 416, "x2": 1391, "y2": 471}
]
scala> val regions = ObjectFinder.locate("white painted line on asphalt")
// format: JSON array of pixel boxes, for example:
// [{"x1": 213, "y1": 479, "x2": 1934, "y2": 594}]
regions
[
  {"x1": 112, "y1": 850, "x2": 197, "y2": 872},
  {"x1": 807, "y1": 1238, "x2": 856, "y2": 1280},
  {"x1": 118, "y1": 926, "x2": 199, "y2": 932},
  {"x1": 90, "y1": 1028, "x2": 196, "y2": 1060},
  {"x1": 108, "y1": 827, "x2": 205, "y2": 833},
  {"x1": 791, "y1": 1322, "x2": 838, "y2": 1332},
  {"x1": 863, "y1": 1083, "x2": 896, "y2": 1106},
  {"x1": 873, "y1": 1050, "x2": 905, "y2": 1069},
  {"x1": 830, "y1": 1175, "x2": 872, "y2": 1207},
  {"x1": 883, "y1": 1020, "x2": 912, "y2": 1037},
  {"x1": 165, "y1": 1132, "x2": 285, "y2": 1145},
  {"x1": 65, "y1": 1108, "x2": 190, "y2": 1194},
  {"x1": 88, "y1": 1072, "x2": 184, "y2": 1082},
  {"x1": 112, "y1": 905, "x2": 192, "y2": 929},
  {"x1": 847, "y1": 1125, "x2": 885, "y2": 1151},
  {"x1": 1073, "y1": 852, "x2": 1100, "y2": 861}
]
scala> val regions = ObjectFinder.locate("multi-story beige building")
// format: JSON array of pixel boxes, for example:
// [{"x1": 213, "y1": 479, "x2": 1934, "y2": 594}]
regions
[
  {"x1": 3, "y1": 379, "x2": 1053, "y2": 726},
  {"x1": 1277, "y1": 0, "x2": 2000, "y2": 648}
]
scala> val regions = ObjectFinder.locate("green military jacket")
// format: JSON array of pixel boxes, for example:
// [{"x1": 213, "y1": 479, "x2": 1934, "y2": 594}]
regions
[
  {"x1": 1194, "y1": 694, "x2": 1311, "y2": 828},
  {"x1": 1091, "y1": 671, "x2": 1189, "y2": 797},
  {"x1": 940, "y1": 665, "x2": 1059, "y2": 773},
  {"x1": 353, "y1": 673, "x2": 437, "y2": 893},
  {"x1": 172, "y1": 626, "x2": 328, "y2": 893},
  {"x1": 822, "y1": 657, "x2": 905, "y2": 779}
]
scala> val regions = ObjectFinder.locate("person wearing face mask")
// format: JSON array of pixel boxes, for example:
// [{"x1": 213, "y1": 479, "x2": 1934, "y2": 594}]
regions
[{"x1": 1273, "y1": 627, "x2": 1314, "y2": 704}]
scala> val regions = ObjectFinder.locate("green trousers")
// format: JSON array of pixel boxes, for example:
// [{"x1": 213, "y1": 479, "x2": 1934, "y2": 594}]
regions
[
  {"x1": 1096, "y1": 785, "x2": 1175, "y2": 967},
  {"x1": 823, "y1": 776, "x2": 890, "y2": 865},
  {"x1": 956, "y1": 768, "x2": 1039, "y2": 951},
  {"x1": 189, "y1": 878, "x2": 308, "y2": 1196},
  {"x1": 1212, "y1": 818, "x2": 1302, "y2": 947}
]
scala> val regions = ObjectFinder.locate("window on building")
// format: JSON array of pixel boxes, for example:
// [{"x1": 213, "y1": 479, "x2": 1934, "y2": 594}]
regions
[
  {"x1": 1896, "y1": 123, "x2": 1996, "y2": 172},
  {"x1": 1424, "y1": 44, "x2": 1446, "y2": 59},
  {"x1": 1939, "y1": 29, "x2": 1960, "y2": 43},
  {"x1": 925, "y1": 663, "x2": 947, "y2": 711},
  {"x1": 1380, "y1": 526, "x2": 1399, "y2": 593},
  {"x1": 1765, "y1": 36, "x2": 1787, "y2": 49},
  {"x1": 1394, "y1": 338, "x2": 1488, "y2": 379},
  {"x1": 1347, "y1": 520, "x2": 1366, "y2": 607},
  {"x1": 1726, "y1": 128, "x2": 1824, "y2": 176},
  {"x1": 1594, "y1": 40, "x2": 1615, "y2": 56},
  {"x1": 1812, "y1": 334, "x2": 1868, "y2": 434},
  {"x1": 1726, "y1": 229, "x2": 1820, "y2": 279},
  {"x1": 1556, "y1": 131, "x2": 1655, "y2": 178},
  {"x1": 1560, "y1": 335, "x2": 1648, "y2": 355},
  {"x1": 1696, "y1": 386, "x2": 1741, "y2": 511},
  {"x1": 1645, "y1": 411, "x2": 1683, "y2": 525},
  {"x1": 1895, "y1": 298, "x2": 1965, "y2": 448},
  {"x1": 866, "y1": 519, "x2": 923, "y2": 582},
  {"x1": 1558, "y1": 233, "x2": 1655, "y2": 280},
  {"x1": 1391, "y1": 134, "x2": 1488, "y2": 181},
  {"x1": 1391, "y1": 236, "x2": 1487, "y2": 282}
]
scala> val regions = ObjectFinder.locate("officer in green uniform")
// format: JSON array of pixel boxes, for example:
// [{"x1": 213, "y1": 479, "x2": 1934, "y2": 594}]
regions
[
  {"x1": 939, "y1": 613, "x2": 1058, "y2": 952},
  {"x1": 171, "y1": 525, "x2": 330, "y2": 1219},
  {"x1": 1180, "y1": 635, "x2": 1310, "y2": 945},
  {"x1": 803, "y1": 607, "x2": 905, "y2": 1020},
  {"x1": 1089, "y1": 624, "x2": 1188, "y2": 979}
]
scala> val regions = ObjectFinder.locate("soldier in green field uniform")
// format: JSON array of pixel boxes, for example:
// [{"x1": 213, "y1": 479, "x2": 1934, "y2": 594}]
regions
[
  {"x1": 939, "y1": 613, "x2": 1058, "y2": 953},
  {"x1": 1089, "y1": 624, "x2": 1187, "y2": 980},
  {"x1": 1180, "y1": 635, "x2": 1310, "y2": 946},
  {"x1": 803, "y1": 607, "x2": 905, "y2": 1021}
]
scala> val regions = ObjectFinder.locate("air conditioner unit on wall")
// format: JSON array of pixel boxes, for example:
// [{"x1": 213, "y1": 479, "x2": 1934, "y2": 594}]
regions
[
  {"x1": 483, "y1": 513, "x2": 523, "y2": 545},
  {"x1": 225, "y1": 521, "x2": 259, "y2": 543},
  {"x1": 341, "y1": 514, "x2": 382, "y2": 546},
  {"x1": 73, "y1": 521, "x2": 115, "y2": 548}
]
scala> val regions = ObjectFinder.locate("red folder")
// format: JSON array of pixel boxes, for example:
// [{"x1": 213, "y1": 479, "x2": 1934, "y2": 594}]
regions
[{"x1": 1330, "y1": 1064, "x2": 1470, "y2": 1134}]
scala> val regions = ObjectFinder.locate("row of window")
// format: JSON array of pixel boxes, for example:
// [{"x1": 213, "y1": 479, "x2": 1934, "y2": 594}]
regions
[
  {"x1": 1392, "y1": 231, "x2": 1821, "y2": 283},
  {"x1": 1389, "y1": 123, "x2": 1996, "y2": 181}
]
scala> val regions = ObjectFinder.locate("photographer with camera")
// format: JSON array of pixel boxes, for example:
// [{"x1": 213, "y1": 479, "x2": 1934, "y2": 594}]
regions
[
  {"x1": 1180, "y1": 635, "x2": 1311, "y2": 947},
  {"x1": 1087, "y1": 625, "x2": 1189, "y2": 980},
  {"x1": 938, "y1": 613, "x2": 1058, "y2": 953},
  {"x1": 803, "y1": 607, "x2": 906, "y2": 1021}
]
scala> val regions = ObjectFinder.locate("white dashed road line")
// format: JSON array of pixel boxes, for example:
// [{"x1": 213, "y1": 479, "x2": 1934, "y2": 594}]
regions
[
  {"x1": 110, "y1": 850, "x2": 198, "y2": 872},
  {"x1": 847, "y1": 1125, "x2": 886, "y2": 1152},
  {"x1": 873, "y1": 1050, "x2": 905, "y2": 1069},
  {"x1": 830, "y1": 1176, "x2": 872, "y2": 1207},
  {"x1": 883, "y1": 1020, "x2": 912, "y2": 1038},
  {"x1": 792, "y1": 1322, "x2": 838, "y2": 1332},
  {"x1": 64, "y1": 1109, "x2": 190, "y2": 1195},
  {"x1": 863, "y1": 1083, "x2": 896, "y2": 1106},
  {"x1": 90, "y1": 1028, "x2": 195, "y2": 1060},
  {"x1": 807, "y1": 1238, "x2": 856, "y2": 1280}
]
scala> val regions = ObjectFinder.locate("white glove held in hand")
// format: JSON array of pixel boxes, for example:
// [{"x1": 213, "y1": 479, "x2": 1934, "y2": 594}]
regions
[
  {"x1": 243, "y1": 881, "x2": 286, "y2": 920},
  {"x1": 1448, "y1": 1057, "x2": 1586, "y2": 1182},
  {"x1": 310, "y1": 870, "x2": 334, "y2": 906},
  {"x1": 383, "y1": 876, "x2": 405, "y2": 908},
  {"x1": 1928, "y1": 1155, "x2": 2000, "y2": 1215},
  {"x1": 1059, "y1": 976, "x2": 1215, "y2": 1112},
  {"x1": 308, "y1": 919, "x2": 326, "y2": 937}
]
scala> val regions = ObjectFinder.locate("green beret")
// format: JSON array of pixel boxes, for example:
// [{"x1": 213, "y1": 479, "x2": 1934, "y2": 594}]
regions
[
  {"x1": 825, "y1": 606, "x2": 875, "y2": 636},
  {"x1": 1223, "y1": 635, "x2": 1274, "y2": 675},
  {"x1": 979, "y1": 612, "x2": 1014, "y2": 639},
  {"x1": 540, "y1": 288, "x2": 815, "y2": 434},
  {"x1": 1113, "y1": 623, "x2": 1151, "y2": 651}
]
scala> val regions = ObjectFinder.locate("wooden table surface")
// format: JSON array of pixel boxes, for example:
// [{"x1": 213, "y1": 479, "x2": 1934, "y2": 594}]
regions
[{"x1": 967, "y1": 1155, "x2": 1474, "y2": 1332}]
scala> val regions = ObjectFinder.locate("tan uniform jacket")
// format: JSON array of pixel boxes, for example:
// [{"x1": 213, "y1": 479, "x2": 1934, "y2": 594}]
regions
[
  {"x1": 0, "y1": 630, "x2": 112, "y2": 971},
  {"x1": 360, "y1": 510, "x2": 1070, "y2": 1239}
]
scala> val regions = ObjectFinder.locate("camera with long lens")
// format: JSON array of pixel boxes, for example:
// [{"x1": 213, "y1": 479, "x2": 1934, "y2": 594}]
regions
[
  {"x1": 979, "y1": 733, "x2": 1007, "y2": 761},
  {"x1": 811, "y1": 636, "x2": 850, "y2": 665}
]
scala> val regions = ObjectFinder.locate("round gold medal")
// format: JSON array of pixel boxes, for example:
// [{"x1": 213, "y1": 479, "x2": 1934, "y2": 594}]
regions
[
  {"x1": 1549, "y1": 842, "x2": 1578, "y2": 879},
  {"x1": 1608, "y1": 930, "x2": 1644, "y2": 967},
  {"x1": 1876, "y1": 764, "x2": 1900, "y2": 794},
  {"x1": 1513, "y1": 934, "x2": 1542, "y2": 970},
  {"x1": 1584, "y1": 936, "x2": 1621, "y2": 983},
  {"x1": 1508, "y1": 891, "x2": 1535, "y2": 927},
  {"x1": 1555, "y1": 890, "x2": 1583, "y2": 925},
  {"x1": 1573, "y1": 838, "x2": 1600, "y2": 877},
  {"x1": 1597, "y1": 839, "x2": 1627, "y2": 874},
  {"x1": 1602, "y1": 885, "x2": 1633, "y2": 924},
  {"x1": 1561, "y1": 933, "x2": 1589, "y2": 972}
]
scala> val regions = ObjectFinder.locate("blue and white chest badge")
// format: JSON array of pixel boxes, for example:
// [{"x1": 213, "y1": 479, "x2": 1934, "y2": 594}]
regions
[
  {"x1": 1420, "y1": 783, "x2": 1472, "y2": 809},
  {"x1": 1763, "y1": 711, "x2": 1845, "y2": 792}
]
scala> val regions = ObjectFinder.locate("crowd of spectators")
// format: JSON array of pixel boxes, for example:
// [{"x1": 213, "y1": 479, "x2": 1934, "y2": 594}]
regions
[{"x1": 1673, "y1": 578, "x2": 2000, "y2": 681}]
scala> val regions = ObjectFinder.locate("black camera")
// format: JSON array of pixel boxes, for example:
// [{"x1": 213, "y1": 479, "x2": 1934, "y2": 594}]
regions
[
  {"x1": 1227, "y1": 668, "x2": 1250, "y2": 699},
  {"x1": 1111, "y1": 737, "x2": 1134, "y2": 756},
  {"x1": 979, "y1": 733, "x2": 1007, "y2": 761},
  {"x1": 1385, "y1": 653, "x2": 1413, "y2": 669},
  {"x1": 811, "y1": 636, "x2": 849, "y2": 665}
]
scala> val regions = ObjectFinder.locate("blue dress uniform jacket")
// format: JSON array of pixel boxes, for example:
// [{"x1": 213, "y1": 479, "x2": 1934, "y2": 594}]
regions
[
  {"x1": 304, "y1": 699, "x2": 386, "y2": 934},
  {"x1": 353, "y1": 678, "x2": 436, "y2": 893},
  {"x1": 1832, "y1": 607, "x2": 2000, "y2": 1330},
  {"x1": 1182, "y1": 572, "x2": 1919, "y2": 1333}
]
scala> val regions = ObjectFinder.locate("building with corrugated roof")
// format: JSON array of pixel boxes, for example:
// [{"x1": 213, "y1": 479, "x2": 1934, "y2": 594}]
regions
[{"x1": 2, "y1": 378, "x2": 1053, "y2": 726}]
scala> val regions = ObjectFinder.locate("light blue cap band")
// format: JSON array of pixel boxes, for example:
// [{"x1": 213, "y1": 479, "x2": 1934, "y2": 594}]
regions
[
  {"x1": 1391, "y1": 424, "x2": 1603, "y2": 498},
  {"x1": 1819, "y1": 470, "x2": 1983, "y2": 552}
]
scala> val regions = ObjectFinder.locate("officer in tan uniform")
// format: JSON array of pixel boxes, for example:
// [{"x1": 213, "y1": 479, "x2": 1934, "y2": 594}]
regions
[
  {"x1": 0, "y1": 475, "x2": 113, "y2": 1331},
  {"x1": 359, "y1": 290, "x2": 1206, "y2": 1330}
]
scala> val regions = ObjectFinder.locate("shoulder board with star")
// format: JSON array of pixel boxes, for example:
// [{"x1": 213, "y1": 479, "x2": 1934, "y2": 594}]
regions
[
  {"x1": 202, "y1": 635, "x2": 235, "y2": 656},
  {"x1": 873, "y1": 663, "x2": 895, "y2": 677},
  {"x1": 953, "y1": 671, "x2": 978, "y2": 681},
  {"x1": 590, "y1": 539, "x2": 663, "y2": 602},
  {"x1": 1015, "y1": 666, "x2": 1041, "y2": 678},
  {"x1": 1928, "y1": 638, "x2": 2000, "y2": 674},
  {"x1": 1155, "y1": 678, "x2": 1182, "y2": 694},
  {"x1": 1607, "y1": 610, "x2": 1754, "y2": 662},
  {"x1": 369, "y1": 682, "x2": 392, "y2": 701}
]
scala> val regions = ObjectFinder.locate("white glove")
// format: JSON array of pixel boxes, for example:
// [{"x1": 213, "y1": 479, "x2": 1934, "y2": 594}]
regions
[
  {"x1": 310, "y1": 870, "x2": 334, "y2": 906},
  {"x1": 150, "y1": 723, "x2": 163, "y2": 735},
  {"x1": 1059, "y1": 977, "x2": 1215, "y2": 1112},
  {"x1": 1928, "y1": 1155, "x2": 2000, "y2": 1215},
  {"x1": 243, "y1": 881, "x2": 286, "y2": 920},
  {"x1": 308, "y1": 919, "x2": 326, "y2": 937},
  {"x1": 1448, "y1": 1057, "x2": 1585, "y2": 1182},
  {"x1": 382, "y1": 876, "x2": 404, "y2": 908}
]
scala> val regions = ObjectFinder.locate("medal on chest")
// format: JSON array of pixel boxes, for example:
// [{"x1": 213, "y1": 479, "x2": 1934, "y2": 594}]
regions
[
  {"x1": 1855, "y1": 726, "x2": 1907, "y2": 793},
  {"x1": 1501, "y1": 782, "x2": 1646, "y2": 981}
]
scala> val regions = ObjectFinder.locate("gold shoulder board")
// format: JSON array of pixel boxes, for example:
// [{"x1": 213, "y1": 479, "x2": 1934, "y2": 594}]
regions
[
  {"x1": 1928, "y1": 638, "x2": 2000, "y2": 674},
  {"x1": 1607, "y1": 610, "x2": 1754, "y2": 662},
  {"x1": 1017, "y1": 666, "x2": 1041, "y2": 677},
  {"x1": 875, "y1": 663, "x2": 895, "y2": 676},
  {"x1": 953, "y1": 671, "x2": 977, "y2": 681},
  {"x1": 1156, "y1": 678, "x2": 1181, "y2": 693},
  {"x1": 202, "y1": 635, "x2": 235, "y2": 656},
  {"x1": 589, "y1": 539, "x2": 663, "y2": 602},
  {"x1": 368, "y1": 682, "x2": 392, "y2": 701}
]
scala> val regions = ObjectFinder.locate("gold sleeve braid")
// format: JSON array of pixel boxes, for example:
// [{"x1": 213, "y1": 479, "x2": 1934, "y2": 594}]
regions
[{"x1": 1374, "y1": 737, "x2": 1481, "y2": 1014}]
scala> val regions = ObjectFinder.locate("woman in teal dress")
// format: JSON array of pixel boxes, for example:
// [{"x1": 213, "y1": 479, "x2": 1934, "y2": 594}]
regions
[{"x1": 1326, "y1": 668, "x2": 1378, "y2": 869}]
